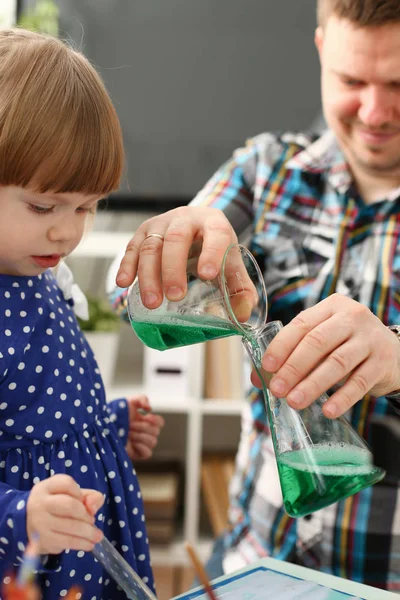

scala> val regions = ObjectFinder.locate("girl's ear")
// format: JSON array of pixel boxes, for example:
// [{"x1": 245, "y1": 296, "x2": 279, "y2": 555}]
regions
[{"x1": 315, "y1": 27, "x2": 324, "y2": 62}]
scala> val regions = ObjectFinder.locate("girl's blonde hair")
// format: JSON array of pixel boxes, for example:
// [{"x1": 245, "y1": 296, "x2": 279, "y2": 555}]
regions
[{"x1": 0, "y1": 28, "x2": 124, "y2": 195}]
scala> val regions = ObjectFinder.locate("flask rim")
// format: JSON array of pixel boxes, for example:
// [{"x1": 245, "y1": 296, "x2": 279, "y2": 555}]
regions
[{"x1": 220, "y1": 243, "x2": 268, "y2": 334}]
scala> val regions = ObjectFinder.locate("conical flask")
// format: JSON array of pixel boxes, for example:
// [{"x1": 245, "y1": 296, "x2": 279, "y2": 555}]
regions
[
  {"x1": 240, "y1": 321, "x2": 385, "y2": 517},
  {"x1": 127, "y1": 241, "x2": 266, "y2": 350},
  {"x1": 220, "y1": 245, "x2": 386, "y2": 517}
]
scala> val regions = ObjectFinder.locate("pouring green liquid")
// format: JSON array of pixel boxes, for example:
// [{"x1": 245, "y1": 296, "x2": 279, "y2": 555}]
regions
[
  {"x1": 130, "y1": 313, "x2": 238, "y2": 351},
  {"x1": 130, "y1": 309, "x2": 385, "y2": 518}
]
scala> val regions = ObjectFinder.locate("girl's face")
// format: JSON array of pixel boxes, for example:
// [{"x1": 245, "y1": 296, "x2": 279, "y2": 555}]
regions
[{"x1": 0, "y1": 186, "x2": 101, "y2": 276}]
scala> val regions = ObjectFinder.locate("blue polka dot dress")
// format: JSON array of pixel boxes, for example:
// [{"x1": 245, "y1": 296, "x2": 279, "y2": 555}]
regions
[{"x1": 0, "y1": 270, "x2": 155, "y2": 599}]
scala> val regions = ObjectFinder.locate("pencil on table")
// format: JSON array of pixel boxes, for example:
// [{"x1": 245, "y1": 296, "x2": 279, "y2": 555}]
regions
[
  {"x1": 2, "y1": 575, "x2": 40, "y2": 600},
  {"x1": 17, "y1": 536, "x2": 41, "y2": 586},
  {"x1": 63, "y1": 586, "x2": 82, "y2": 600},
  {"x1": 185, "y1": 542, "x2": 218, "y2": 600},
  {"x1": 1, "y1": 536, "x2": 42, "y2": 600}
]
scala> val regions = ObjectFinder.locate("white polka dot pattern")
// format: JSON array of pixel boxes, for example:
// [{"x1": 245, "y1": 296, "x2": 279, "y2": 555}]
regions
[{"x1": 0, "y1": 271, "x2": 153, "y2": 598}]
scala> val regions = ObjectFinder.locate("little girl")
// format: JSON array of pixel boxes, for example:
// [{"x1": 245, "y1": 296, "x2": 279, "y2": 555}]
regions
[{"x1": 0, "y1": 28, "x2": 160, "y2": 599}]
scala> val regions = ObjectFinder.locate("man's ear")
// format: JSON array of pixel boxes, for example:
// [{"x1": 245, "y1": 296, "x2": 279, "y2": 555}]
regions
[{"x1": 315, "y1": 26, "x2": 324, "y2": 62}]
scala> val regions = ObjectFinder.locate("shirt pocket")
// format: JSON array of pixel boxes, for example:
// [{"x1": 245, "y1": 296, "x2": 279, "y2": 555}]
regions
[
  {"x1": 301, "y1": 234, "x2": 334, "y2": 281},
  {"x1": 382, "y1": 231, "x2": 400, "y2": 324},
  {"x1": 253, "y1": 226, "x2": 333, "y2": 294}
]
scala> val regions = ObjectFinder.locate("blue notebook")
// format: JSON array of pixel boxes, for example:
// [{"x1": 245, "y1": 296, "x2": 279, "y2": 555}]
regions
[{"x1": 178, "y1": 566, "x2": 365, "y2": 600}]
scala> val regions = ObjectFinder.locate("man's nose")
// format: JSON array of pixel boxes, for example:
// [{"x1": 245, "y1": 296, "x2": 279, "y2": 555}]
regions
[{"x1": 358, "y1": 85, "x2": 395, "y2": 128}]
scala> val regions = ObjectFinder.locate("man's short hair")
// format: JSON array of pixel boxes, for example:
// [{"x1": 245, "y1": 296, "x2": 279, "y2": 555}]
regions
[{"x1": 317, "y1": 0, "x2": 400, "y2": 28}]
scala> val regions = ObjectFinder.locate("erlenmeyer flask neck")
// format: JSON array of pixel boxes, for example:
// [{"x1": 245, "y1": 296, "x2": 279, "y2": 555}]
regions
[
  {"x1": 221, "y1": 243, "x2": 268, "y2": 332},
  {"x1": 242, "y1": 321, "x2": 283, "y2": 370}
]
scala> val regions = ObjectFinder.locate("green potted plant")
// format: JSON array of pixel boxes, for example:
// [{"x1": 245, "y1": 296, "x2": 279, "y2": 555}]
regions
[
  {"x1": 78, "y1": 296, "x2": 121, "y2": 391},
  {"x1": 18, "y1": 0, "x2": 59, "y2": 36}
]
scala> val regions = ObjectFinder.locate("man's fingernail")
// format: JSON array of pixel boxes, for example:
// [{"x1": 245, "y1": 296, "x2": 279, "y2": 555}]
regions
[
  {"x1": 234, "y1": 299, "x2": 254, "y2": 322},
  {"x1": 201, "y1": 264, "x2": 217, "y2": 279},
  {"x1": 263, "y1": 355, "x2": 277, "y2": 372},
  {"x1": 166, "y1": 286, "x2": 184, "y2": 300},
  {"x1": 287, "y1": 390, "x2": 304, "y2": 406},
  {"x1": 324, "y1": 404, "x2": 337, "y2": 418},
  {"x1": 144, "y1": 292, "x2": 158, "y2": 306},
  {"x1": 270, "y1": 377, "x2": 286, "y2": 396},
  {"x1": 117, "y1": 271, "x2": 128, "y2": 284}
]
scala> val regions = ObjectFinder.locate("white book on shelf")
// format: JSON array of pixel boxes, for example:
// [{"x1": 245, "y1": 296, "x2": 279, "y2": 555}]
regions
[{"x1": 143, "y1": 342, "x2": 205, "y2": 400}]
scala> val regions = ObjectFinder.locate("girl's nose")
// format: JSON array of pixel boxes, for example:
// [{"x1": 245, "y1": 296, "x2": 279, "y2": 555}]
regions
[{"x1": 47, "y1": 219, "x2": 80, "y2": 243}]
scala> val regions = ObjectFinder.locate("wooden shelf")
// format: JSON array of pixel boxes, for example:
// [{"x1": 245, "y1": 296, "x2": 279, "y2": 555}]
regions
[
  {"x1": 70, "y1": 228, "x2": 243, "y2": 564},
  {"x1": 150, "y1": 537, "x2": 214, "y2": 567},
  {"x1": 108, "y1": 383, "x2": 244, "y2": 415},
  {"x1": 73, "y1": 231, "x2": 133, "y2": 258}
]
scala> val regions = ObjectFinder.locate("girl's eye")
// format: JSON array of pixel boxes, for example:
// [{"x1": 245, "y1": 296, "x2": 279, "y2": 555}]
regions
[
  {"x1": 28, "y1": 204, "x2": 54, "y2": 215},
  {"x1": 76, "y1": 206, "x2": 96, "y2": 214}
]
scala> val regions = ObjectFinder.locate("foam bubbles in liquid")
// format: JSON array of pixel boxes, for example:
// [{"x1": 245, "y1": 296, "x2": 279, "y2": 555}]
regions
[{"x1": 279, "y1": 443, "x2": 373, "y2": 477}]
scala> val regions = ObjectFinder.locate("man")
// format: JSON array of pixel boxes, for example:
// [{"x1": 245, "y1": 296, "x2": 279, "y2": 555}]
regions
[{"x1": 113, "y1": 0, "x2": 400, "y2": 591}]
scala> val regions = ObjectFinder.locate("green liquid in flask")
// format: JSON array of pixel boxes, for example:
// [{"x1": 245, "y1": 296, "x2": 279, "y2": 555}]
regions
[
  {"x1": 130, "y1": 309, "x2": 385, "y2": 516},
  {"x1": 130, "y1": 314, "x2": 239, "y2": 350},
  {"x1": 277, "y1": 443, "x2": 385, "y2": 518}
]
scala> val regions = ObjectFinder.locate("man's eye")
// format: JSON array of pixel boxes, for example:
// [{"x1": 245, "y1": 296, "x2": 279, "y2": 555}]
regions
[
  {"x1": 343, "y1": 79, "x2": 362, "y2": 87},
  {"x1": 28, "y1": 204, "x2": 54, "y2": 215}
]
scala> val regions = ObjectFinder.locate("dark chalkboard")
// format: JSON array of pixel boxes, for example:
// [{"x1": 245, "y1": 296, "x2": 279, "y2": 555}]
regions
[{"x1": 57, "y1": 1, "x2": 320, "y2": 198}]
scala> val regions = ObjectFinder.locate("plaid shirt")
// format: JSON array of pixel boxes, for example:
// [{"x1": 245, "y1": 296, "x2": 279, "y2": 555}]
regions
[{"x1": 190, "y1": 130, "x2": 400, "y2": 592}]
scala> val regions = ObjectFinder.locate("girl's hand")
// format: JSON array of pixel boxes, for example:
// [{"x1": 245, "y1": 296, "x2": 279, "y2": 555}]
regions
[
  {"x1": 125, "y1": 395, "x2": 165, "y2": 460},
  {"x1": 26, "y1": 475, "x2": 104, "y2": 555}
]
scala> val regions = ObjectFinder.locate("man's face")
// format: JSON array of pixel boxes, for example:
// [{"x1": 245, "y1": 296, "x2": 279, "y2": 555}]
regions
[{"x1": 316, "y1": 16, "x2": 400, "y2": 180}]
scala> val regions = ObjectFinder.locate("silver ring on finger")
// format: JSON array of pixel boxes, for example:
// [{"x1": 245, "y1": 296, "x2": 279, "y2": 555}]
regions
[{"x1": 143, "y1": 233, "x2": 164, "y2": 243}]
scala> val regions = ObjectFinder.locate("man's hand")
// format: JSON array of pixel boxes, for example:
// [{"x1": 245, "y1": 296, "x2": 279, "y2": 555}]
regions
[
  {"x1": 125, "y1": 395, "x2": 165, "y2": 460},
  {"x1": 26, "y1": 475, "x2": 104, "y2": 555},
  {"x1": 116, "y1": 206, "x2": 237, "y2": 306},
  {"x1": 252, "y1": 294, "x2": 400, "y2": 418}
]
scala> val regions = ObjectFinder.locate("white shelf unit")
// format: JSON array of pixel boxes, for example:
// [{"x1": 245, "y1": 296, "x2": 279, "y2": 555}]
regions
[
  {"x1": 74, "y1": 231, "x2": 134, "y2": 258},
  {"x1": 70, "y1": 230, "x2": 244, "y2": 566}
]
